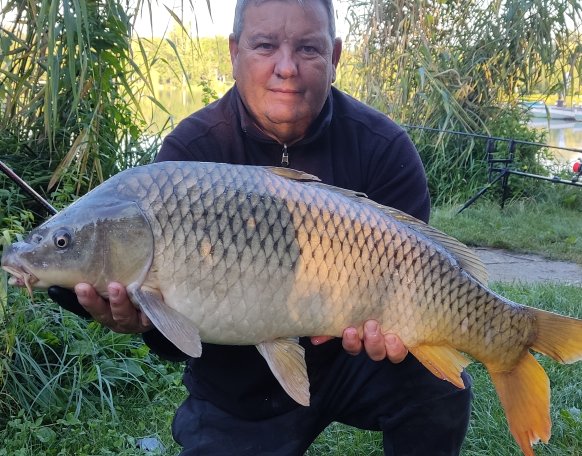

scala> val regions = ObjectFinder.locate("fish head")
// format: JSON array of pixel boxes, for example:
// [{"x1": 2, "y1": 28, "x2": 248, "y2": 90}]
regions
[{"x1": 1, "y1": 198, "x2": 154, "y2": 297}]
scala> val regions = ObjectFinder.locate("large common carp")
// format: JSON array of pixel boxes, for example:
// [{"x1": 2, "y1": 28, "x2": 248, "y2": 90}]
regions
[{"x1": 3, "y1": 161, "x2": 582, "y2": 455}]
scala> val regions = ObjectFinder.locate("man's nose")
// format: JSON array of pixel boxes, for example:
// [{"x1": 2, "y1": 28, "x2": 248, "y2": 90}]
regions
[{"x1": 274, "y1": 48, "x2": 298, "y2": 78}]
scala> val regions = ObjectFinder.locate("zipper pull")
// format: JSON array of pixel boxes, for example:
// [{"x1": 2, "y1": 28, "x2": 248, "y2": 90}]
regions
[{"x1": 281, "y1": 144, "x2": 289, "y2": 167}]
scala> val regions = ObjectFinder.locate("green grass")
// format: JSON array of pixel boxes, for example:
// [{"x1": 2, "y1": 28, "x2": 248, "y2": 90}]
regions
[
  {"x1": 431, "y1": 196, "x2": 582, "y2": 264},
  {"x1": 0, "y1": 287, "x2": 185, "y2": 455},
  {"x1": 0, "y1": 395, "x2": 183, "y2": 456}
]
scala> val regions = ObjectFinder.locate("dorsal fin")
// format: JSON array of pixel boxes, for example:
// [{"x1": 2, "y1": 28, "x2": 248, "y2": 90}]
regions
[
  {"x1": 268, "y1": 166, "x2": 369, "y2": 198},
  {"x1": 371, "y1": 205, "x2": 489, "y2": 284},
  {"x1": 266, "y1": 167, "x2": 321, "y2": 182}
]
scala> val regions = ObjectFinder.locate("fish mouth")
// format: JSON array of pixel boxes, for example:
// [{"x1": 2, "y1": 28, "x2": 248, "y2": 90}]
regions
[{"x1": 1, "y1": 264, "x2": 38, "y2": 297}]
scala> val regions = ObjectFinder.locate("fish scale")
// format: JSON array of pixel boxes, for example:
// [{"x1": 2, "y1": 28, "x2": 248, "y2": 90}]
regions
[{"x1": 4, "y1": 161, "x2": 582, "y2": 456}]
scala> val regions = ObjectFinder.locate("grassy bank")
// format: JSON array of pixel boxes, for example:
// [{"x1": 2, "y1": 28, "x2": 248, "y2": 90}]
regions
[
  {"x1": 0, "y1": 288, "x2": 185, "y2": 455},
  {"x1": 431, "y1": 197, "x2": 582, "y2": 264}
]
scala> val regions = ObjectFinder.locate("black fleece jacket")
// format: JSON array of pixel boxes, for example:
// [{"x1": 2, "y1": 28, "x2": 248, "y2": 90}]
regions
[
  {"x1": 53, "y1": 84, "x2": 431, "y2": 420},
  {"x1": 140, "y1": 85, "x2": 431, "y2": 419}
]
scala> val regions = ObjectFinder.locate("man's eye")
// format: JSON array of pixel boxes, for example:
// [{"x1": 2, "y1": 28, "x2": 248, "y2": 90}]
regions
[
  {"x1": 300, "y1": 46, "x2": 317, "y2": 54},
  {"x1": 257, "y1": 43, "x2": 274, "y2": 50}
]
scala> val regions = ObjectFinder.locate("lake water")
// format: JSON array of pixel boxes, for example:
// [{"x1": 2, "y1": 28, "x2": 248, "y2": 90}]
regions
[{"x1": 528, "y1": 118, "x2": 582, "y2": 165}]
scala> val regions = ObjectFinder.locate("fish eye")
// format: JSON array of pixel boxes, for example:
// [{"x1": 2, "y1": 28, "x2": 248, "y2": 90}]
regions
[{"x1": 53, "y1": 230, "x2": 72, "y2": 249}]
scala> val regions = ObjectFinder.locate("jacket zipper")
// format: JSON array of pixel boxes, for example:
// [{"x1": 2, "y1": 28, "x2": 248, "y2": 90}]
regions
[{"x1": 281, "y1": 144, "x2": 289, "y2": 167}]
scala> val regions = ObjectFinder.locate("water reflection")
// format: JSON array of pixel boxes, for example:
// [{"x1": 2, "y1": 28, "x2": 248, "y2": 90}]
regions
[
  {"x1": 141, "y1": 85, "x2": 230, "y2": 135},
  {"x1": 528, "y1": 118, "x2": 582, "y2": 164}
]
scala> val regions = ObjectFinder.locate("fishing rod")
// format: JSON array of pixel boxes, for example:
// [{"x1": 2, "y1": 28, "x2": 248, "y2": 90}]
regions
[{"x1": 0, "y1": 160, "x2": 57, "y2": 216}]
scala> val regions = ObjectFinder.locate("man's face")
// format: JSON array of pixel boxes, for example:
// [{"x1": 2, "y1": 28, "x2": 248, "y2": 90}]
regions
[{"x1": 229, "y1": 0, "x2": 342, "y2": 143}]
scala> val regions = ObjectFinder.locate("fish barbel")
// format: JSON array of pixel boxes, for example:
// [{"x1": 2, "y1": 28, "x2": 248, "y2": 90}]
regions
[{"x1": 3, "y1": 161, "x2": 582, "y2": 455}]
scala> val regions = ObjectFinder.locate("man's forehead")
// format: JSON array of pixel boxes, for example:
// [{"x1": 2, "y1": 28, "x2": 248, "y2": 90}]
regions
[
  {"x1": 249, "y1": 0, "x2": 307, "y2": 6},
  {"x1": 246, "y1": 30, "x2": 330, "y2": 43},
  {"x1": 244, "y1": 0, "x2": 327, "y2": 17},
  {"x1": 242, "y1": 0, "x2": 329, "y2": 28}
]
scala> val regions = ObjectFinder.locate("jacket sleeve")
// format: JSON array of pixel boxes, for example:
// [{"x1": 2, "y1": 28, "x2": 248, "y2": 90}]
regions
[
  {"x1": 155, "y1": 135, "x2": 200, "y2": 163},
  {"x1": 48, "y1": 286, "x2": 93, "y2": 319},
  {"x1": 142, "y1": 329, "x2": 189, "y2": 362}
]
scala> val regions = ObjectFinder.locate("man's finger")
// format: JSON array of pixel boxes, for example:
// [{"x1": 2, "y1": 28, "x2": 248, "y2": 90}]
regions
[
  {"x1": 75, "y1": 283, "x2": 112, "y2": 324},
  {"x1": 140, "y1": 311, "x2": 152, "y2": 328},
  {"x1": 342, "y1": 327, "x2": 362, "y2": 356},
  {"x1": 108, "y1": 283, "x2": 133, "y2": 320},
  {"x1": 384, "y1": 333, "x2": 409, "y2": 364},
  {"x1": 362, "y1": 320, "x2": 387, "y2": 361},
  {"x1": 108, "y1": 283, "x2": 149, "y2": 332},
  {"x1": 311, "y1": 335, "x2": 334, "y2": 345}
]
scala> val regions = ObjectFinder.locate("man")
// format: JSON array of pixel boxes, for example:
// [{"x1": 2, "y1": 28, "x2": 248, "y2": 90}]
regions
[{"x1": 50, "y1": 0, "x2": 472, "y2": 454}]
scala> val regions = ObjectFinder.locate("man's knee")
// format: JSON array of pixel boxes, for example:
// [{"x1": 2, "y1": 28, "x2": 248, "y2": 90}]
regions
[{"x1": 380, "y1": 372, "x2": 472, "y2": 455}]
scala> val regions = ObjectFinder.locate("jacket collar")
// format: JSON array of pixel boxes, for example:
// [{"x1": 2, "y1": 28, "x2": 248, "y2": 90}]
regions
[{"x1": 232, "y1": 84, "x2": 333, "y2": 146}]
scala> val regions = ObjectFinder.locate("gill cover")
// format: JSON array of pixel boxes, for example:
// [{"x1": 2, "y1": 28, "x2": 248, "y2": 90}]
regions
[
  {"x1": 83, "y1": 199, "x2": 154, "y2": 292},
  {"x1": 3, "y1": 198, "x2": 154, "y2": 294}
]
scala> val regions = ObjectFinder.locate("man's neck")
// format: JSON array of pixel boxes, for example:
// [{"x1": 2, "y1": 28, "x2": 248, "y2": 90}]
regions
[{"x1": 254, "y1": 121, "x2": 306, "y2": 146}]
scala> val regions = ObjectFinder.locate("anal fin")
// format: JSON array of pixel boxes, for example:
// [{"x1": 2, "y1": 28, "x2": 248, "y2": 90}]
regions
[
  {"x1": 256, "y1": 338, "x2": 310, "y2": 406},
  {"x1": 488, "y1": 352, "x2": 551, "y2": 456},
  {"x1": 409, "y1": 344, "x2": 471, "y2": 389},
  {"x1": 127, "y1": 284, "x2": 202, "y2": 358}
]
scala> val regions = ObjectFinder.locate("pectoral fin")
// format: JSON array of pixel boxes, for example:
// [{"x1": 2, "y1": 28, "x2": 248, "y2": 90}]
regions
[
  {"x1": 409, "y1": 344, "x2": 471, "y2": 389},
  {"x1": 127, "y1": 284, "x2": 202, "y2": 358},
  {"x1": 256, "y1": 338, "x2": 310, "y2": 406}
]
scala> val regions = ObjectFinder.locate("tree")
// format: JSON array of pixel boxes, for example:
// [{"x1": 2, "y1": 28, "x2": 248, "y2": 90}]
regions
[
  {"x1": 338, "y1": 0, "x2": 582, "y2": 203},
  {"x1": 0, "y1": 0, "x2": 165, "y2": 205}
]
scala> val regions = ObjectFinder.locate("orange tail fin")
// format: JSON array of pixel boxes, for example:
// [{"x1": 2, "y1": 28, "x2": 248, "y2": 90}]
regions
[
  {"x1": 487, "y1": 307, "x2": 582, "y2": 455},
  {"x1": 488, "y1": 352, "x2": 551, "y2": 456},
  {"x1": 530, "y1": 307, "x2": 582, "y2": 363}
]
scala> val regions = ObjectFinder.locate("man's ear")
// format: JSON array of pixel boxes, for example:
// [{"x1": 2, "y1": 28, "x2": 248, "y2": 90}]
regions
[
  {"x1": 229, "y1": 33, "x2": 239, "y2": 80},
  {"x1": 331, "y1": 38, "x2": 342, "y2": 82}
]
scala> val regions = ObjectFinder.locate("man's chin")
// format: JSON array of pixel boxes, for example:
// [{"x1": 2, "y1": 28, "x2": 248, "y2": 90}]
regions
[{"x1": 264, "y1": 110, "x2": 312, "y2": 127}]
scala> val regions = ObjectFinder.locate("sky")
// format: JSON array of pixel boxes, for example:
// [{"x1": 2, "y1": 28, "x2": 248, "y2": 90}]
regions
[{"x1": 133, "y1": 0, "x2": 350, "y2": 38}]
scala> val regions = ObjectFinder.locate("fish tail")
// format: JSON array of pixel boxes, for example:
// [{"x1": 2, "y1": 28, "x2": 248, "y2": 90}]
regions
[
  {"x1": 530, "y1": 307, "x2": 582, "y2": 364},
  {"x1": 488, "y1": 352, "x2": 550, "y2": 456},
  {"x1": 486, "y1": 308, "x2": 582, "y2": 455}
]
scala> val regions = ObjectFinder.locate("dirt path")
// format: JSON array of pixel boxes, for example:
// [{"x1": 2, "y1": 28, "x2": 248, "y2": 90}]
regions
[{"x1": 475, "y1": 247, "x2": 582, "y2": 285}]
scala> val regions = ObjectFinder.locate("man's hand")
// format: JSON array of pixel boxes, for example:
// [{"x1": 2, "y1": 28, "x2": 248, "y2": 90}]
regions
[
  {"x1": 73, "y1": 282, "x2": 151, "y2": 334},
  {"x1": 311, "y1": 320, "x2": 408, "y2": 363}
]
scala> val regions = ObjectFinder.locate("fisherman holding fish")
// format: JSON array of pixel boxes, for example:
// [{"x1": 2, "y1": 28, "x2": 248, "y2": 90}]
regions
[{"x1": 47, "y1": 0, "x2": 472, "y2": 454}]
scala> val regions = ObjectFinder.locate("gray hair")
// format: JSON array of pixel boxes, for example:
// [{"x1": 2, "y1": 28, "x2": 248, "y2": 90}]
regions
[{"x1": 232, "y1": 0, "x2": 336, "y2": 42}]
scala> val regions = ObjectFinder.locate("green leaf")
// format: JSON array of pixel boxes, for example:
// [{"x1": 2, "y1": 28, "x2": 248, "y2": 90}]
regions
[
  {"x1": 34, "y1": 426, "x2": 57, "y2": 443},
  {"x1": 0, "y1": 270, "x2": 6, "y2": 322}
]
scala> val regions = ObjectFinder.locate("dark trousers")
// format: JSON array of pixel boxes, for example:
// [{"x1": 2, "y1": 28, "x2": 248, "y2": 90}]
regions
[{"x1": 172, "y1": 351, "x2": 472, "y2": 456}]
